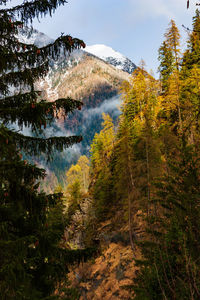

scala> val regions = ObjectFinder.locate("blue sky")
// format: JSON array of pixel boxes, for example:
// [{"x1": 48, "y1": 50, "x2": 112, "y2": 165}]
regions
[{"x1": 3, "y1": 1, "x2": 199, "y2": 75}]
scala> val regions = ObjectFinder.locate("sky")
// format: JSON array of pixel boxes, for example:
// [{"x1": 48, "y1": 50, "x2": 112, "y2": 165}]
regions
[{"x1": 2, "y1": 0, "x2": 199, "y2": 75}]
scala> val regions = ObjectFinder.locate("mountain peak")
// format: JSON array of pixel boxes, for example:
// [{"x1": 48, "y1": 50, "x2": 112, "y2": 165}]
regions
[
  {"x1": 85, "y1": 44, "x2": 136, "y2": 74},
  {"x1": 17, "y1": 27, "x2": 54, "y2": 47},
  {"x1": 85, "y1": 44, "x2": 126, "y2": 61}
]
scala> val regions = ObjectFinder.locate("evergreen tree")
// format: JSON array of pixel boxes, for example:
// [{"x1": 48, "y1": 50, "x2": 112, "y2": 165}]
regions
[
  {"x1": 165, "y1": 20, "x2": 181, "y2": 72},
  {"x1": 182, "y1": 9, "x2": 200, "y2": 73},
  {"x1": 90, "y1": 113, "x2": 115, "y2": 219},
  {"x1": 132, "y1": 12, "x2": 200, "y2": 299},
  {"x1": 158, "y1": 41, "x2": 174, "y2": 93},
  {"x1": 114, "y1": 69, "x2": 161, "y2": 251},
  {"x1": 158, "y1": 20, "x2": 180, "y2": 93},
  {"x1": 181, "y1": 10, "x2": 200, "y2": 143},
  {"x1": 133, "y1": 143, "x2": 200, "y2": 300},
  {"x1": 158, "y1": 20, "x2": 182, "y2": 132},
  {"x1": 0, "y1": 1, "x2": 91, "y2": 299},
  {"x1": 158, "y1": 19, "x2": 181, "y2": 94}
]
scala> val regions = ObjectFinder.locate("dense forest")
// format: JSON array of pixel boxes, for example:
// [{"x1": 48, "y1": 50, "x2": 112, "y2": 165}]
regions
[
  {"x1": 63, "y1": 12, "x2": 200, "y2": 299},
  {"x1": 1, "y1": 0, "x2": 200, "y2": 299}
]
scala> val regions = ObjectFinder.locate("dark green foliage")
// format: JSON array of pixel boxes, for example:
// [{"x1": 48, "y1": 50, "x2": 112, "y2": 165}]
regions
[
  {"x1": 158, "y1": 41, "x2": 174, "y2": 93},
  {"x1": 133, "y1": 144, "x2": 200, "y2": 299},
  {"x1": 0, "y1": 1, "x2": 89, "y2": 299},
  {"x1": 182, "y1": 10, "x2": 200, "y2": 72},
  {"x1": 0, "y1": 1, "x2": 68, "y2": 23},
  {"x1": 1, "y1": 125, "x2": 83, "y2": 161},
  {"x1": 0, "y1": 97, "x2": 82, "y2": 130},
  {"x1": 0, "y1": 143, "x2": 87, "y2": 299},
  {"x1": 92, "y1": 166, "x2": 115, "y2": 220}
]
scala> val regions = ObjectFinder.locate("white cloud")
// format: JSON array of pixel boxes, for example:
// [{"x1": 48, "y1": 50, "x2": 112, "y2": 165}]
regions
[
  {"x1": 131, "y1": 0, "x2": 173, "y2": 19},
  {"x1": 127, "y1": 0, "x2": 194, "y2": 23},
  {"x1": 84, "y1": 95, "x2": 121, "y2": 121}
]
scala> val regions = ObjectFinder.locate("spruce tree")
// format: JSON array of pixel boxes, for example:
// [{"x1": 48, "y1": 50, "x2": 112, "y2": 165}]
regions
[
  {"x1": 0, "y1": 1, "x2": 91, "y2": 299},
  {"x1": 158, "y1": 41, "x2": 174, "y2": 93},
  {"x1": 182, "y1": 9, "x2": 200, "y2": 72},
  {"x1": 158, "y1": 19, "x2": 181, "y2": 91}
]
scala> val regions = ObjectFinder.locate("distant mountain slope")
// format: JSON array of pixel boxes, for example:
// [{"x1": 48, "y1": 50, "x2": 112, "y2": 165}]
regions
[
  {"x1": 16, "y1": 27, "x2": 137, "y2": 191},
  {"x1": 37, "y1": 46, "x2": 131, "y2": 156},
  {"x1": 40, "y1": 51, "x2": 130, "y2": 103}
]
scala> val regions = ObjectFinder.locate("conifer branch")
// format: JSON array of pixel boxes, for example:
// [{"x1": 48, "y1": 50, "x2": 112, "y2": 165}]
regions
[
  {"x1": 7, "y1": 129, "x2": 83, "y2": 158},
  {"x1": 0, "y1": 62, "x2": 48, "y2": 94},
  {"x1": 0, "y1": 91, "x2": 38, "y2": 108},
  {"x1": 0, "y1": 97, "x2": 83, "y2": 130},
  {"x1": 0, "y1": 160, "x2": 46, "y2": 181},
  {"x1": 0, "y1": 0, "x2": 68, "y2": 23}
]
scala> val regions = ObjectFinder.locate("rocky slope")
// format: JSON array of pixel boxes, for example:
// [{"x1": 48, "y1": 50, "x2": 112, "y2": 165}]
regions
[{"x1": 67, "y1": 207, "x2": 145, "y2": 299}]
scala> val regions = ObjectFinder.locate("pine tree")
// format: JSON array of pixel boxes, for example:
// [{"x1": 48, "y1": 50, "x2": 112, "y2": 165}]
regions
[
  {"x1": 132, "y1": 11, "x2": 200, "y2": 299},
  {"x1": 0, "y1": 1, "x2": 91, "y2": 299}
]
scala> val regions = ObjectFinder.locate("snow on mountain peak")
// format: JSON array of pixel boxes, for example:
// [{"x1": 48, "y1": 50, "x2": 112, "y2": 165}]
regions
[
  {"x1": 85, "y1": 44, "x2": 136, "y2": 74},
  {"x1": 85, "y1": 44, "x2": 125, "y2": 62}
]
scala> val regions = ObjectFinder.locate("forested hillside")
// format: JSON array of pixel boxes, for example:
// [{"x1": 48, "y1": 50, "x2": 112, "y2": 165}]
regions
[{"x1": 62, "y1": 12, "x2": 200, "y2": 299}]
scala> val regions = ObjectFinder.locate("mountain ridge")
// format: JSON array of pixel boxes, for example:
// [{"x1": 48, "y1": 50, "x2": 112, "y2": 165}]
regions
[{"x1": 17, "y1": 27, "x2": 137, "y2": 74}]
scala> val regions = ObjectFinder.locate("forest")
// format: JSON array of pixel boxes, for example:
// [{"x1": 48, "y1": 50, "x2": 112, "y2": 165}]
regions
[{"x1": 1, "y1": 0, "x2": 200, "y2": 299}]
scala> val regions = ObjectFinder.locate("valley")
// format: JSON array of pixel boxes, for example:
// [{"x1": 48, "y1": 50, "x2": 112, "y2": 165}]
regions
[{"x1": 19, "y1": 27, "x2": 136, "y2": 191}]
